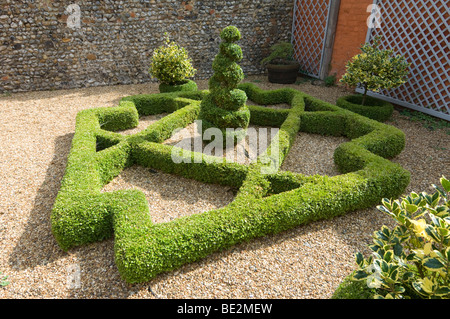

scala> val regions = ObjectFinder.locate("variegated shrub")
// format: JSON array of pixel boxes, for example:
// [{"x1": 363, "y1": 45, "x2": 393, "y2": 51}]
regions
[
  {"x1": 148, "y1": 34, "x2": 197, "y2": 86},
  {"x1": 340, "y1": 36, "x2": 410, "y2": 106},
  {"x1": 353, "y1": 176, "x2": 450, "y2": 299}
]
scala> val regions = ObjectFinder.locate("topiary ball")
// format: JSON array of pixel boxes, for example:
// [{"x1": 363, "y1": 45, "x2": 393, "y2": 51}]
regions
[{"x1": 220, "y1": 26, "x2": 241, "y2": 43}]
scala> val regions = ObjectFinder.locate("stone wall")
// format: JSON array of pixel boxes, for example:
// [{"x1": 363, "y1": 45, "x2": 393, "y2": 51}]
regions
[{"x1": 0, "y1": 0, "x2": 294, "y2": 93}]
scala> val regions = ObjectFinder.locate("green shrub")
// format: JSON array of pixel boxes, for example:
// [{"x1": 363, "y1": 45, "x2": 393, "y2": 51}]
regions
[
  {"x1": 199, "y1": 26, "x2": 249, "y2": 146},
  {"x1": 159, "y1": 79, "x2": 198, "y2": 93},
  {"x1": 324, "y1": 73, "x2": 337, "y2": 87},
  {"x1": 331, "y1": 271, "x2": 375, "y2": 299},
  {"x1": 148, "y1": 35, "x2": 197, "y2": 86},
  {"x1": 336, "y1": 94, "x2": 394, "y2": 122},
  {"x1": 97, "y1": 100, "x2": 139, "y2": 132},
  {"x1": 260, "y1": 41, "x2": 295, "y2": 65},
  {"x1": 340, "y1": 36, "x2": 410, "y2": 106},
  {"x1": 349, "y1": 177, "x2": 450, "y2": 299}
]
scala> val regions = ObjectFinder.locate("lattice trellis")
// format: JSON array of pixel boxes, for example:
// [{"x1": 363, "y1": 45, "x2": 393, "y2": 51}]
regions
[
  {"x1": 291, "y1": 0, "x2": 331, "y2": 78},
  {"x1": 361, "y1": 0, "x2": 450, "y2": 120}
]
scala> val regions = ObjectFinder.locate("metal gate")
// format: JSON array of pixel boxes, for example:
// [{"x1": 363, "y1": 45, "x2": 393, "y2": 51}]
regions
[
  {"x1": 360, "y1": 0, "x2": 450, "y2": 121},
  {"x1": 291, "y1": 0, "x2": 332, "y2": 79}
]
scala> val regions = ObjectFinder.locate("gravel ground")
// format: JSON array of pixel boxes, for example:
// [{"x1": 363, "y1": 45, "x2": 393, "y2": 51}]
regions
[{"x1": 0, "y1": 75, "x2": 448, "y2": 299}]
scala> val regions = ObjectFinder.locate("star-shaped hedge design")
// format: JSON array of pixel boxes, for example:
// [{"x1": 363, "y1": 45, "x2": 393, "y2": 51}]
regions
[{"x1": 51, "y1": 83, "x2": 410, "y2": 283}]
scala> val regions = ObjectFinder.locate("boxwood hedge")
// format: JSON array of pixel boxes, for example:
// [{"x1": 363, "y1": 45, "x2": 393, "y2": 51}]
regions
[
  {"x1": 51, "y1": 82, "x2": 410, "y2": 283},
  {"x1": 336, "y1": 94, "x2": 394, "y2": 122}
]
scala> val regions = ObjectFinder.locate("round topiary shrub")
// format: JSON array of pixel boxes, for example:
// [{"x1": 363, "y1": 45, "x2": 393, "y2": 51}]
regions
[
  {"x1": 149, "y1": 35, "x2": 197, "y2": 92},
  {"x1": 199, "y1": 26, "x2": 250, "y2": 146},
  {"x1": 338, "y1": 36, "x2": 409, "y2": 123},
  {"x1": 336, "y1": 94, "x2": 394, "y2": 122}
]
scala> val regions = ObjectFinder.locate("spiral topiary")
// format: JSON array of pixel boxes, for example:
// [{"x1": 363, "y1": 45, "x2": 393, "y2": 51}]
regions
[{"x1": 199, "y1": 26, "x2": 250, "y2": 147}]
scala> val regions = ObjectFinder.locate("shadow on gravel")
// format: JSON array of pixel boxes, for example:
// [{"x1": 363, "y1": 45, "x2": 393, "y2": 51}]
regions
[{"x1": 8, "y1": 134, "x2": 73, "y2": 270}]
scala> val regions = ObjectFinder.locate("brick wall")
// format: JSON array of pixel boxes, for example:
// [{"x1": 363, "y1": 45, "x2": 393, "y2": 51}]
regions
[{"x1": 329, "y1": 0, "x2": 372, "y2": 79}]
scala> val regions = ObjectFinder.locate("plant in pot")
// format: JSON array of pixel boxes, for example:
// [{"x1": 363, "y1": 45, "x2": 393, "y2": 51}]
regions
[
  {"x1": 337, "y1": 36, "x2": 410, "y2": 122},
  {"x1": 261, "y1": 41, "x2": 300, "y2": 84},
  {"x1": 149, "y1": 34, "x2": 198, "y2": 93}
]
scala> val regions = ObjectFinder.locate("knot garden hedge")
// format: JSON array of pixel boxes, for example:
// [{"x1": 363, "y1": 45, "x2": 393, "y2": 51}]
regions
[{"x1": 51, "y1": 82, "x2": 410, "y2": 284}]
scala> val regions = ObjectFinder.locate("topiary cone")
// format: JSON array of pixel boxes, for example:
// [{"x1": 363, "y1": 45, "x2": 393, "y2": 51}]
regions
[{"x1": 199, "y1": 26, "x2": 250, "y2": 147}]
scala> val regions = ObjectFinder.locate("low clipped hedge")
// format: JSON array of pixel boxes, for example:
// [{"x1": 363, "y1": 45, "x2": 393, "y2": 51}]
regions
[
  {"x1": 331, "y1": 271, "x2": 376, "y2": 299},
  {"x1": 336, "y1": 94, "x2": 394, "y2": 122},
  {"x1": 159, "y1": 79, "x2": 198, "y2": 93},
  {"x1": 51, "y1": 82, "x2": 410, "y2": 284}
]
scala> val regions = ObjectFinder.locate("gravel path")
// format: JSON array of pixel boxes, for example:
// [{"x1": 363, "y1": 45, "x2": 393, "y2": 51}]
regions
[{"x1": 0, "y1": 75, "x2": 448, "y2": 299}]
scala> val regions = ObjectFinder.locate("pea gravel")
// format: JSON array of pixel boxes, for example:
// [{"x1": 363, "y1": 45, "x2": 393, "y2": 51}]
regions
[{"x1": 0, "y1": 75, "x2": 448, "y2": 299}]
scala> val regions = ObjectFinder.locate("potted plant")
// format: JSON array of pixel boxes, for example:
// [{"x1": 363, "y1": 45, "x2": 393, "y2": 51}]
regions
[
  {"x1": 261, "y1": 41, "x2": 300, "y2": 84},
  {"x1": 338, "y1": 37, "x2": 410, "y2": 122},
  {"x1": 149, "y1": 35, "x2": 198, "y2": 93}
]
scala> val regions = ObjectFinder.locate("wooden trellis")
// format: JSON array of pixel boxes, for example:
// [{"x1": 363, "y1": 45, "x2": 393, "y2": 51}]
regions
[
  {"x1": 291, "y1": 0, "x2": 332, "y2": 79},
  {"x1": 360, "y1": 0, "x2": 450, "y2": 120}
]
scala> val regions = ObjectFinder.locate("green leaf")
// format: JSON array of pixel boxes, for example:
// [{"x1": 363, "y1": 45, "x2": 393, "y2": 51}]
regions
[
  {"x1": 393, "y1": 242, "x2": 403, "y2": 257},
  {"x1": 405, "y1": 204, "x2": 419, "y2": 213},
  {"x1": 423, "y1": 257, "x2": 445, "y2": 270},
  {"x1": 402, "y1": 271, "x2": 414, "y2": 281},
  {"x1": 380, "y1": 260, "x2": 389, "y2": 273},
  {"x1": 425, "y1": 226, "x2": 441, "y2": 242},
  {"x1": 389, "y1": 268, "x2": 399, "y2": 281},
  {"x1": 392, "y1": 200, "x2": 400, "y2": 211},
  {"x1": 406, "y1": 252, "x2": 416, "y2": 261},
  {"x1": 412, "y1": 281, "x2": 424, "y2": 294},
  {"x1": 436, "y1": 206, "x2": 448, "y2": 216},
  {"x1": 432, "y1": 184, "x2": 447, "y2": 200},
  {"x1": 355, "y1": 252, "x2": 364, "y2": 267},
  {"x1": 393, "y1": 284, "x2": 405, "y2": 294},
  {"x1": 381, "y1": 225, "x2": 391, "y2": 238},
  {"x1": 410, "y1": 192, "x2": 420, "y2": 199},
  {"x1": 424, "y1": 194, "x2": 434, "y2": 205},
  {"x1": 445, "y1": 247, "x2": 450, "y2": 262},
  {"x1": 373, "y1": 239, "x2": 385, "y2": 248},
  {"x1": 352, "y1": 270, "x2": 369, "y2": 280},
  {"x1": 0, "y1": 272, "x2": 9, "y2": 287},
  {"x1": 431, "y1": 195, "x2": 441, "y2": 208},
  {"x1": 381, "y1": 198, "x2": 392, "y2": 210},
  {"x1": 377, "y1": 204, "x2": 394, "y2": 217},
  {"x1": 441, "y1": 176, "x2": 450, "y2": 193},
  {"x1": 434, "y1": 286, "x2": 450, "y2": 296},
  {"x1": 376, "y1": 229, "x2": 389, "y2": 241},
  {"x1": 369, "y1": 244, "x2": 381, "y2": 253},
  {"x1": 384, "y1": 250, "x2": 393, "y2": 263},
  {"x1": 438, "y1": 227, "x2": 449, "y2": 237},
  {"x1": 429, "y1": 214, "x2": 441, "y2": 227}
]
